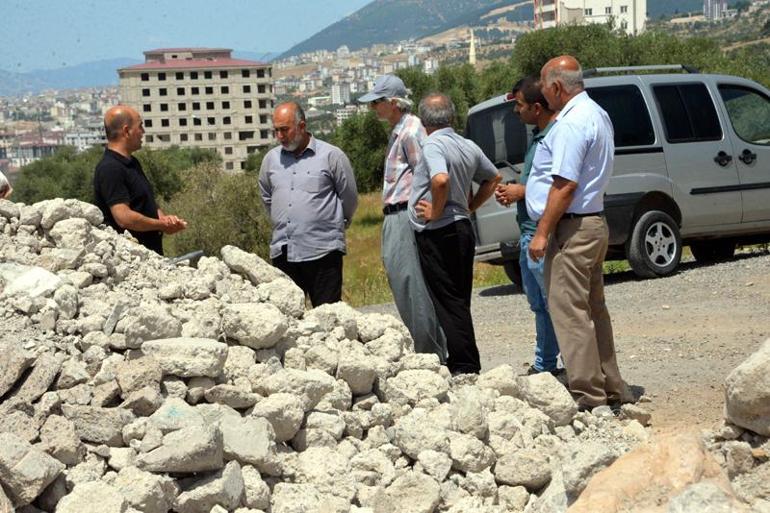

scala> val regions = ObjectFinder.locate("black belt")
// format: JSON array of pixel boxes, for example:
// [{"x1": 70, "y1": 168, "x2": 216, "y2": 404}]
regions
[
  {"x1": 383, "y1": 202, "x2": 408, "y2": 215},
  {"x1": 561, "y1": 211, "x2": 604, "y2": 220}
]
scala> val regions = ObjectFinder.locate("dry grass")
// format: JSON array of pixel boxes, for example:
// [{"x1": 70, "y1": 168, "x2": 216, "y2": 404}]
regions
[{"x1": 342, "y1": 191, "x2": 510, "y2": 307}]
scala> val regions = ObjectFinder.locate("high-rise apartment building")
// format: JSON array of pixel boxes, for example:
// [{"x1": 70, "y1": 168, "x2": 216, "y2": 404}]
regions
[
  {"x1": 534, "y1": 0, "x2": 646, "y2": 35},
  {"x1": 331, "y1": 82, "x2": 351, "y2": 105},
  {"x1": 118, "y1": 48, "x2": 274, "y2": 171},
  {"x1": 703, "y1": 0, "x2": 729, "y2": 20}
]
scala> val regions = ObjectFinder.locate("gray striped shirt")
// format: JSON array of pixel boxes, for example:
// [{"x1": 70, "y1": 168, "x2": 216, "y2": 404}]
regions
[{"x1": 259, "y1": 136, "x2": 358, "y2": 262}]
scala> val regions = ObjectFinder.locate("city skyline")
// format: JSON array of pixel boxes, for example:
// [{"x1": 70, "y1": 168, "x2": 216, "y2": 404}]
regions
[{"x1": 2, "y1": 0, "x2": 371, "y2": 73}]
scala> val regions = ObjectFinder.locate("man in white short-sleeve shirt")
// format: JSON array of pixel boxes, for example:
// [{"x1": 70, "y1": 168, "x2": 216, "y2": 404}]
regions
[{"x1": 525, "y1": 55, "x2": 626, "y2": 411}]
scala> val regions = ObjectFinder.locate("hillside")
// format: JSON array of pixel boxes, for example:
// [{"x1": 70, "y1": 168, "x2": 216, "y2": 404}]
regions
[{"x1": 280, "y1": 0, "x2": 711, "y2": 57}]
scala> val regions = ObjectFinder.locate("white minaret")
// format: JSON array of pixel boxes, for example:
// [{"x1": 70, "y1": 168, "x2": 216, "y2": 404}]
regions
[{"x1": 469, "y1": 29, "x2": 477, "y2": 65}]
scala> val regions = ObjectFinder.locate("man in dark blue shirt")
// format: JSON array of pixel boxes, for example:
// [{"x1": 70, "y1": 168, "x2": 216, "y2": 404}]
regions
[{"x1": 93, "y1": 106, "x2": 186, "y2": 254}]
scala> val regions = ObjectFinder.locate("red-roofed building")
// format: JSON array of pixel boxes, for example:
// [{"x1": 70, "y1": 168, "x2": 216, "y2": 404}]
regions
[{"x1": 118, "y1": 48, "x2": 274, "y2": 171}]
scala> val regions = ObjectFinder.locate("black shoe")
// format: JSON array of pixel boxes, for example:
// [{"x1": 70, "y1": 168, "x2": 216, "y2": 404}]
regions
[{"x1": 526, "y1": 365, "x2": 566, "y2": 377}]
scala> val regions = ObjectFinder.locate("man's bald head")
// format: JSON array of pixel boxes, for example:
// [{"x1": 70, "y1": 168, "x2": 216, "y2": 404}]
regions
[
  {"x1": 541, "y1": 55, "x2": 584, "y2": 94},
  {"x1": 104, "y1": 105, "x2": 139, "y2": 142},
  {"x1": 418, "y1": 93, "x2": 455, "y2": 130},
  {"x1": 539, "y1": 55, "x2": 584, "y2": 111},
  {"x1": 273, "y1": 102, "x2": 306, "y2": 126}
]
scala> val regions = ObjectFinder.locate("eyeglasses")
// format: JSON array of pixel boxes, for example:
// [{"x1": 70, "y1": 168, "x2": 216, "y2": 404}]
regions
[{"x1": 370, "y1": 98, "x2": 386, "y2": 106}]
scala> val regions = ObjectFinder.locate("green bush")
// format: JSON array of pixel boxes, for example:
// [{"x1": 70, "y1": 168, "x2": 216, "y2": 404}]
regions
[
  {"x1": 330, "y1": 111, "x2": 389, "y2": 193},
  {"x1": 161, "y1": 162, "x2": 271, "y2": 259}
]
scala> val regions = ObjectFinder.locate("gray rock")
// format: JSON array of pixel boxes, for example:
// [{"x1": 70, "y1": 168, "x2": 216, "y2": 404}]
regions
[
  {"x1": 121, "y1": 386, "x2": 164, "y2": 416},
  {"x1": 382, "y1": 369, "x2": 450, "y2": 406},
  {"x1": 53, "y1": 284, "x2": 78, "y2": 320},
  {"x1": 55, "y1": 481, "x2": 128, "y2": 513},
  {"x1": 270, "y1": 483, "x2": 322, "y2": 513},
  {"x1": 55, "y1": 359, "x2": 90, "y2": 389},
  {"x1": 725, "y1": 338, "x2": 770, "y2": 436},
  {"x1": 668, "y1": 480, "x2": 749, "y2": 513},
  {"x1": 477, "y1": 365, "x2": 521, "y2": 397},
  {"x1": 494, "y1": 448, "x2": 552, "y2": 491},
  {"x1": 125, "y1": 307, "x2": 183, "y2": 349},
  {"x1": 222, "y1": 303, "x2": 288, "y2": 349},
  {"x1": 0, "y1": 410, "x2": 39, "y2": 443},
  {"x1": 0, "y1": 198, "x2": 20, "y2": 219},
  {"x1": 255, "y1": 368, "x2": 336, "y2": 410},
  {"x1": 63, "y1": 453, "x2": 106, "y2": 490},
  {"x1": 392, "y1": 409, "x2": 450, "y2": 459},
  {"x1": 115, "y1": 356, "x2": 163, "y2": 398},
  {"x1": 255, "y1": 277, "x2": 305, "y2": 318},
  {"x1": 49, "y1": 217, "x2": 91, "y2": 249},
  {"x1": 0, "y1": 263, "x2": 62, "y2": 299},
  {"x1": 449, "y1": 433, "x2": 496, "y2": 473},
  {"x1": 141, "y1": 338, "x2": 228, "y2": 378},
  {"x1": 221, "y1": 245, "x2": 284, "y2": 285},
  {"x1": 417, "y1": 450, "x2": 453, "y2": 483},
  {"x1": 515, "y1": 373, "x2": 577, "y2": 427},
  {"x1": 113, "y1": 465, "x2": 179, "y2": 513},
  {"x1": 0, "y1": 433, "x2": 65, "y2": 507},
  {"x1": 219, "y1": 416, "x2": 278, "y2": 473},
  {"x1": 61, "y1": 404, "x2": 136, "y2": 446},
  {"x1": 174, "y1": 460, "x2": 244, "y2": 513},
  {"x1": 148, "y1": 398, "x2": 206, "y2": 433},
  {"x1": 135, "y1": 424, "x2": 224, "y2": 473},
  {"x1": 384, "y1": 471, "x2": 441, "y2": 513},
  {"x1": 250, "y1": 393, "x2": 305, "y2": 442},
  {"x1": 108, "y1": 447, "x2": 136, "y2": 471},
  {"x1": 204, "y1": 384, "x2": 260, "y2": 409},
  {"x1": 450, "y1": 386, "x2": 489, "y2": 439},
  {"x1": 241, "y1": 465, "x2": 270, "y2": 510},
  {"x1": 336, "y1": 344, "x2": 377, "y2": 396},
  {"x1": 40, "y1": 415, "x2": 84, "y2": 466},
  {"x1": 0, "y1": 344, "x2": 35, "y2": 398},
  {"x1": 561, "y1": 441, "x2": 618, "y2": 499}
]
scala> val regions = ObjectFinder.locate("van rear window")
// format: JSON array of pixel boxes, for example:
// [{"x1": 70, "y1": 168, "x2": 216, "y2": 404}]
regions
[
  {"x1": 587, "y1": 85, "x2": 655, "y2": 147},
  {"x1": 653, "y1": 83, "x2": 722, "y2": 143}
]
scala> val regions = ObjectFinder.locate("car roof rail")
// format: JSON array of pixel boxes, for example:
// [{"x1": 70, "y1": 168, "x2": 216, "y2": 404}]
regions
[{"x1": 583, "y1": 64, "x2": 700, "y2": 77}]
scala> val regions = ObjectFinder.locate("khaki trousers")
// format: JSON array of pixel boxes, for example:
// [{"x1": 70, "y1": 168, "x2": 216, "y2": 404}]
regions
[{"x1": 544, "y1": 216, "x2": 625, "y2": 407}]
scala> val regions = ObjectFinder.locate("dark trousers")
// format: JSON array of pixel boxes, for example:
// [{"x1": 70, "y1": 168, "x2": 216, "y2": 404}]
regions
[
  {"x1": 414, "y1": 219, "x2": 480, "y2": 374},
  {"x1": 272, "y1": 248, "x2": 343, "y2": 307}
]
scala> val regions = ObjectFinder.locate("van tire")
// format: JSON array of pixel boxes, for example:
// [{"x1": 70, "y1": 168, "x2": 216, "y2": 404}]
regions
[
  {"x1": 690, "y1": 240, "x2": 736, "y2": 263},
  {"x1": 503, "y1": 260, "x2": 523, "y2": 290},
  {"x1": 626, "y1": 210, "x2": 682, "y2": 278}
]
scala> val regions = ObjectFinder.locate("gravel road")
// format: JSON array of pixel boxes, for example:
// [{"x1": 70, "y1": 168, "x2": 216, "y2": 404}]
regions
[{"x1": 361, "y1": 248, "x2": 770, "y2": 433}]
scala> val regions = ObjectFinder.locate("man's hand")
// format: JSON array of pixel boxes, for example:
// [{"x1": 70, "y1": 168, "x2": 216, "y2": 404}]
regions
[
  {"x1": 0, "y1": 185, "x2": 11, "y2": 199},
  {"x1": 159, "y1": 214, "x2": 188, "y2": 235},
  {"x1": 494, "y1": 183, "x2": 524, "y2": 207},
  {"x1": 415, "y1": 200, "x2": 434, "y2": 221},
  {"x1": 528, "y1": 233, "x2": 548, "y2": 261}
]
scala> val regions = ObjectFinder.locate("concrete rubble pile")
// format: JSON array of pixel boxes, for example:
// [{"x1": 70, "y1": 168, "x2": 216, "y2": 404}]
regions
[{"x1": 0, "y1": 195, "x2": 760, "y2": 513}]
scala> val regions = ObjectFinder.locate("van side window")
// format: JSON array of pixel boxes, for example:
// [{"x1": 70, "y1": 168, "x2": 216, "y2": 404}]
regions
[
  {"x1": 466, "y1": 103, "x2": 528, "y2": 166},
  {"x1": 653, "y1": 83, "x2": 722, "y2": 143},
  {"x1": 587, "y1": 85, "x2": 655, "y2": 147},
  {"x1": 718, "y1": 85, "x2": 770, "y2": 146}
]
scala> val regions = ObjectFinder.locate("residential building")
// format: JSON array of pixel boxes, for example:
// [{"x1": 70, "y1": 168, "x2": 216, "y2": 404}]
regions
[
  {"x1": 704, "y1": 0, "x2": 730, "y2": 19},
  {"x1": 118, "y1": 47, "x2": 275, "y2": 171},
  {"x1": 335, "y1": 105, "x2": 365, "y2": 124},
  {"x1": 533, "y1": 0, "x2": 646, "y2": 35},
  {"x1": 64, "y1": 124, "x2": 106, "y2": 152},
  {"x1": 331, "y1": 82, "x2": 351, "y2": 105}
]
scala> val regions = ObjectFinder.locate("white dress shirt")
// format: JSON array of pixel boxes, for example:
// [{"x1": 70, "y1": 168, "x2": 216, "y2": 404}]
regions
[{"x1": 526, "y1": 91, "x2": 615, "y2": 221}]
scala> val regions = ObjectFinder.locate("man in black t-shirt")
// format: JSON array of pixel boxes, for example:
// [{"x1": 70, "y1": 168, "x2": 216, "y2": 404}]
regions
[{"x1": 94, "y1": 105, "x2": 187, "y2": 254}]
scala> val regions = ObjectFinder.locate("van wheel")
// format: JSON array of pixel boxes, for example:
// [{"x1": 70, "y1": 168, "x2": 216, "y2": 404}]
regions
[
  {"x1": 503, "y1": 260, "x2": 523, "y2": 290},
  {"x1": 626, "y1": 210, "x2": 682, "y2": 278},
  {"x1": 690, "y1": 240, "x2": 736, "y2": 263}
]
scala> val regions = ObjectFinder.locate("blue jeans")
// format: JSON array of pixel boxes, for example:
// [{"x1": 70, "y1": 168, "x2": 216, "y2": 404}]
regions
[{"x1": 519, "y1": 232, "x2": 560, "y2": 371}]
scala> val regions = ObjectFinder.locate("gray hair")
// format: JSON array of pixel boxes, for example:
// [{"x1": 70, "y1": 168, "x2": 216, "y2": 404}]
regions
[
  {"x1": 389, "y1": 97, "x2": 413, "y2": 113},
  {"x1": 418, "y1": 93, "x2": 455, "y2": 128},
  {"x1": 275, "y1": 101, "x2": 306, "y2": 124},
  {"x1": 543, "y1": 65, "x2": 584, "y2": 94}
]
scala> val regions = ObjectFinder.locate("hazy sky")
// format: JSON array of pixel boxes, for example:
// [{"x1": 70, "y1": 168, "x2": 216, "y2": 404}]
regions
[{"x1": 2, "y1": 0, "x2": 372, "y2": 72}]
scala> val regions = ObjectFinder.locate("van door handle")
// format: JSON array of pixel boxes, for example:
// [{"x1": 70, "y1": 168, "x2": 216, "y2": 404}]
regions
[
  {"x1": 714, "y1": 151, "x2": 733, "y2": 167},
  {"x1": 739, "y1": 149, "x2": 757, "y2": 165}
]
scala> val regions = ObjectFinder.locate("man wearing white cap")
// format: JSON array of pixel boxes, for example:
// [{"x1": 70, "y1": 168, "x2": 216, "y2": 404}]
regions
[{"x1": 359, "y1": 75, "x2": 446, "y2": 362}]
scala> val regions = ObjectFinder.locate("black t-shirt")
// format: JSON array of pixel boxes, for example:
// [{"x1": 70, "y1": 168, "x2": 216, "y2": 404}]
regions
[{"x1": 93, "y1": 148, "x2": 163, "y2": 254}]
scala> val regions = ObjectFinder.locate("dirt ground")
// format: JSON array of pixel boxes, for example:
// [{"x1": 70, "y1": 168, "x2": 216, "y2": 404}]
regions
[{"x1": 362, "y1": 248, "x2": 770, "y2": 434}]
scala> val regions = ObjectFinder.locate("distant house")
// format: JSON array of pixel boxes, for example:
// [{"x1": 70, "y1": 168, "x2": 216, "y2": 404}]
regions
[{"x1": 533, "y1": 0, "x2": 646, "y2": 35}]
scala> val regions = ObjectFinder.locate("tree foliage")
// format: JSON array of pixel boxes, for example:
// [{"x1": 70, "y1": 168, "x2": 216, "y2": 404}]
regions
[
  {"x1": 162, "y1": 162, "x2": 271, "y2": 259},
  {"x1": 330, "y1": 111, "x2": 389, "y2": 193}
]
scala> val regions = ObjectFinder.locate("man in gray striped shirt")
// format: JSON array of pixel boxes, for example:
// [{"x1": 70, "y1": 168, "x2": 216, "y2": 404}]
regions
[{"x1": 259, "y1": 102, "x2": 358, "y2": 306}]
